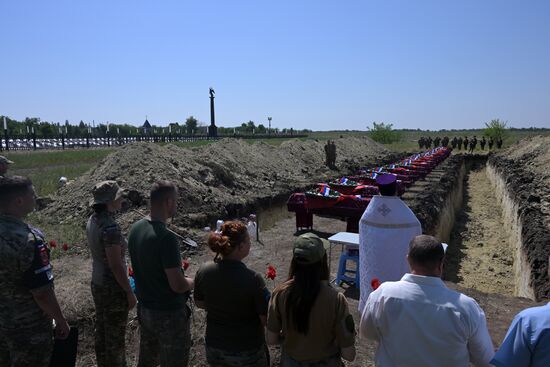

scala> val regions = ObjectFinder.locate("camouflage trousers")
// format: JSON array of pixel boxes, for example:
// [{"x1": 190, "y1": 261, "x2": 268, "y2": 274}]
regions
[
  {"x1": 205, "y1": 344, "x2": 268, "y2": 367},
  {"x1": 91, "y1": 282, "x2": 129, "y2": 367},
  {"x1": 0, "y1": 320, "x2": 53, "y2": 367},
  {"x1": 280, "y1": 352, "x2": 343, "y2": 367},
  {"x1": 137, "y1": 304, "x2": 191, "y2": 367}
]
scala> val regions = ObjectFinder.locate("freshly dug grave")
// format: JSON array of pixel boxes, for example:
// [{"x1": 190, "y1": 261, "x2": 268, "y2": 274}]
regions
[
  {"x1": 402, "y1": 154, "x2": 518, "y2": 296},
  {"x1": 446, "y1": 162, "x2": 516, "y2": 296},
  {"x1": 39, "y1": 137, "x2": 392, "y2": 235},
  {"x1": 487, "y1": 135, "x2": 550, "y2": 300}
]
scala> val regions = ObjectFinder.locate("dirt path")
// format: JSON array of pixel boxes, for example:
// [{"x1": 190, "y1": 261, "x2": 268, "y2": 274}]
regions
[{"x1": 445, "y1": 164, "x2": 515, "y2": 296}]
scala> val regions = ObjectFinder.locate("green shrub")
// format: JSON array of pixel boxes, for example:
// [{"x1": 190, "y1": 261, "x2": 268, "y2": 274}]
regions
[
  {"x1": 367, "y1": 122, "x2": 401, "y2": 144},
  {"x1": 483, "y1": 119, "x2": 508, "y2": 141}
]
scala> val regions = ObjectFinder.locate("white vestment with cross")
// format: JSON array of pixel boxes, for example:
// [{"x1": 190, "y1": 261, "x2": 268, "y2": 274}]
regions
[{"x1": 358, "y1": 195, "x2": 422, "y2": 313}]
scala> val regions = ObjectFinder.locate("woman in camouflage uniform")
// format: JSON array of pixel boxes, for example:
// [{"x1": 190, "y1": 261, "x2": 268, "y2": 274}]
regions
[{"x1": 87, "y1": 181, "x2": 136, "y2": 367}]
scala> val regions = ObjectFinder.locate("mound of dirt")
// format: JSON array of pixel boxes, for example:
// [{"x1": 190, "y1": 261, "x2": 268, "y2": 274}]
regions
[
  {"x1": 488, "y1": 135, "x2": 550, "y2": 300},
  {"x1": 41, "y1": 137, "x2": 390, "y2": 232}
]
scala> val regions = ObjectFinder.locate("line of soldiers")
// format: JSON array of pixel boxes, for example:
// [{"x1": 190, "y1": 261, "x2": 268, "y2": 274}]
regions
[
  {"x1": 324, "y1": 140, "x2": 337, "y2": 169},
  {"x1": 418, "y1": 136, "x2": 504, "y2": 152}
]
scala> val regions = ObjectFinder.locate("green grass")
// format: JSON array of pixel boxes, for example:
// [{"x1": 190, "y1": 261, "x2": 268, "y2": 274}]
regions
[
  {"x1": 6, "y1": 149, "x2": 113, "y2": 196},
  {"x1": 28, "y1": 212, "x2": 88, "y2": 257},
  {"x1": 4, "y1": 149, "x2": 113, "y2": 169},
  {"x1": 14, "y1": 164, "x2": 98, "y2": 196}
]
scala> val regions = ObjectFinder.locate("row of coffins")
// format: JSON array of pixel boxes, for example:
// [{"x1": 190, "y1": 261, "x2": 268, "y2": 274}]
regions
[{"x1": 287, "y1": 147, "x2": 451, "y2": 232}]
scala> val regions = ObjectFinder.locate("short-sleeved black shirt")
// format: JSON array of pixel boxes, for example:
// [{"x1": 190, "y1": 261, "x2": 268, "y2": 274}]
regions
[
  {"x1": 194, "y1": 259, "x2": 269, "y2": 351},
  {"x1": 128, "y1": 218, "x2": 186, "y2": 310}
]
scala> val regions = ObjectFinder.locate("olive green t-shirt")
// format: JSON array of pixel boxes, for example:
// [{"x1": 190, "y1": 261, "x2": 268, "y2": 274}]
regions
[
  {"x1": 128, "y1": 218, "x2": 186, "y2": 310},
  {"x1": 267, "y1": 282, "x2": 356, "y2": 363},
  {"x1": 194, "y1": 260, "x2": 269, "y2": 351}
]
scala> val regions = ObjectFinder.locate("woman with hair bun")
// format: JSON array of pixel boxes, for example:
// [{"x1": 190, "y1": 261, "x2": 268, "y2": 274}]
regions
[{"x1": 194, "y1": 220, "x2": 269, "y2": 367}]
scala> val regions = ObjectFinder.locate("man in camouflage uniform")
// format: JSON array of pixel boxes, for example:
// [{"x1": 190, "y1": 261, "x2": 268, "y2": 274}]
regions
[
  {"x1": 457, "y1": 137, "x2": 463, "y2": 150},
  {"x1": 0, "y1": 155, "x2": 14, "y2": 177},
  {"x1": 426, "y1": 136, "x2": 433, "y2": 148},
  {"x1": 0, "y1": 176, "x2": 70, "y2": 367},
  {"x1": 418, "y1": 137, "x2": 424, "y2": 149},
  {"x1": 469, "y1": 136, "x2": 477, "y2": 153},
  {"x1": 451, "y1": 137, "x2": 458, "y2": 149},
  {"x1": 330, "y1": 141, "x2": 337, "y2": 168},
  {"x1": 324, "y1": 141, "x2": 330, "y2": 168},
  {"x1": 87, "y1": 180, "x2": 136, "y2": 367}
]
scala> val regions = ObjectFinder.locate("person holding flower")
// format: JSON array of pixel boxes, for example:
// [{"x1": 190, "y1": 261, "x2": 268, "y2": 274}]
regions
[
  {"x1": 87, "y1": 180, "x2": 136, "y2": 367},
  {"x1": 266, "y1": 232, "x2": 356, "y2": 366},
  {"x1": 194, "y1": 220, "x2": 270, "y2": 367}
]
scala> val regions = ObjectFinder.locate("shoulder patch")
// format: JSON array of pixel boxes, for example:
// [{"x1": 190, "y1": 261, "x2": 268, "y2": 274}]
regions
[{"x1": 101, "y1": 224, "x2": 122, "y2": 246}]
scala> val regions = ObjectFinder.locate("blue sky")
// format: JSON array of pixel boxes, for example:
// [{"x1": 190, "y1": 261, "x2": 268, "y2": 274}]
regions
[{"x1": 1, "y1": 0, "x2": 549, "y2": 130}]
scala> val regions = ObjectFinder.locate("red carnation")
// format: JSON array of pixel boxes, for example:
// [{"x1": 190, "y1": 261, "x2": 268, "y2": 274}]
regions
[
  {"x1": 62, "y1": 243, "x2": 69, "y2": 251},
  {"x1": 266, "y1": 265, "x2": 277, "y2": 280},
  {"x1": 371, "y1": 278, "x2": 381, "y2": 290},
  {"x1": 182, "y1": 259, "x2": 190, "y2": 271},
  {"x1": 128, "y1": 266, "x2": 134, "y2": 277},
  {"x1": 49, "y1": 240, "x2": 57, "y2": 249}
]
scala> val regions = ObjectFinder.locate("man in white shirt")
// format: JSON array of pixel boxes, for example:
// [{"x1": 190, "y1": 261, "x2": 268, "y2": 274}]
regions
[{"x1": 360, "y1": 235, "x2": 494, "y2": 367}]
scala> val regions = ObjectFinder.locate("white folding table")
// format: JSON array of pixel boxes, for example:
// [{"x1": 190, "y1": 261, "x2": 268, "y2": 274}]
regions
[{"x1": 327, "y1": 232, "x2": 359, "y2": 279}]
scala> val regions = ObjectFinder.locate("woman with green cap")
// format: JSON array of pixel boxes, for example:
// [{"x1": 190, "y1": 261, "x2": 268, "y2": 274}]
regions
[
  {"x1": 87, "y1": 180, "x2": 136, "y2": 367},
  {"x1": 266, "y1": 232, "x2": 356, "y2": 366}
]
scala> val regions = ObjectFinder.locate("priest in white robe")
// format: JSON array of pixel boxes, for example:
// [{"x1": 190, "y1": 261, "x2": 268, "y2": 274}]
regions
[{"x1": 358, "y1": 174, "x2": 422, "y2": 312}]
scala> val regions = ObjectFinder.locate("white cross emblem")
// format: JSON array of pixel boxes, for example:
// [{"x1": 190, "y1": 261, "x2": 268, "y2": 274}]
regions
[{"x1": 378, "y1": 203, "x2": 391, "y2": 217}]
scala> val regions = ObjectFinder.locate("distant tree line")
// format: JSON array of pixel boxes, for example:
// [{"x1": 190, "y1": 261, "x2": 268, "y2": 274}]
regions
[{"x1": 0, "y1": 115, "x2": 310, "y2": 138}]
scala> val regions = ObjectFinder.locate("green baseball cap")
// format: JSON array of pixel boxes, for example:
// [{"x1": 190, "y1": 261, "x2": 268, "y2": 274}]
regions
[
  {"x1": 91, "y1": 180, "x2": 124, "y2": 205},
  {"x1": 293, "y1": 232, "x2": 330, "y2": 265}
]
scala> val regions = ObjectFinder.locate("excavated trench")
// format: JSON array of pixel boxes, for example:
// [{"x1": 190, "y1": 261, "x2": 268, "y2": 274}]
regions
[
  {"x1": 249, "y1": 150, "x2": 547, "y2": 301},
  {"x1": 403, "y1": 153, "x2": 548, "y2": 300}
]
